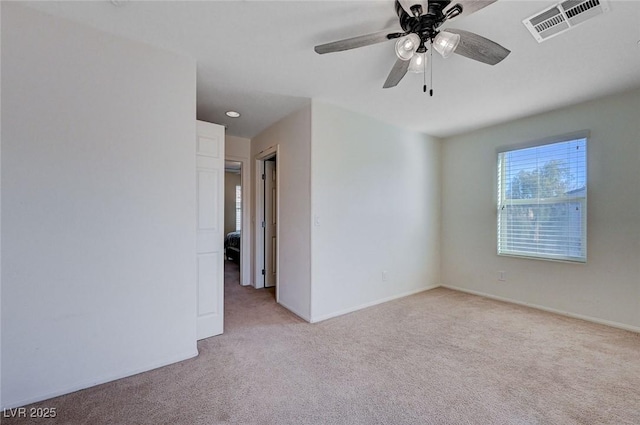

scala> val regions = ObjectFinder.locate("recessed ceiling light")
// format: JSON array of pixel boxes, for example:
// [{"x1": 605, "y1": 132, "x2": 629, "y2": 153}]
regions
[{"x1": 225, "y1": 111, "x2": 241, "y2": 118}]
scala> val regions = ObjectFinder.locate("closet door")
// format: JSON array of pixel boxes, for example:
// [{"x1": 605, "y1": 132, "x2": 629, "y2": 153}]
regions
[{"x1": 196, "y1": 120, "x2": 225, "y2": 340}]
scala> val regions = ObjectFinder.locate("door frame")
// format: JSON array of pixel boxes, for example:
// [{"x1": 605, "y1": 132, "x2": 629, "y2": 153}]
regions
[
  {"x1": 225, "y1": 155, "x2": 251, "y2": 287},
  {"x1": 254, "y1": 144, "x2": 280, "y2": 301}
]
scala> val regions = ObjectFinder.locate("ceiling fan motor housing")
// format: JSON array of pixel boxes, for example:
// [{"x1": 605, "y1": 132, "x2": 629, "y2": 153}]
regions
[{"x1": 396, "y1": 0, "x2": 453, "y2": 44}]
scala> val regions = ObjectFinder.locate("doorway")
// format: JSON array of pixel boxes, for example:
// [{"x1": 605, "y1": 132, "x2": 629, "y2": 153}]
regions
[
  {"x1": 263, "y1": 157, "x2": 277, "y2": 288},
  {"x1": 224, "y1": 161, "x2": 242, "y2": 271},
  {"x1": 223, "y1": 154, "x2": 251, "y2": 287},
  {"x1": 255, "y1": 145, "x2": 279, "y2": 298}
]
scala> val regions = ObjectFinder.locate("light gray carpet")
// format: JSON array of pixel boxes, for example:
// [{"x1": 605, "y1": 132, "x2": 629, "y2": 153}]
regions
[{"x1": 5, "y1": 261, "x2": 640, "y2": 424}]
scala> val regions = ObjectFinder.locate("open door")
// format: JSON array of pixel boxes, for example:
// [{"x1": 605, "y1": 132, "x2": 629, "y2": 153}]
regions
[
  {"x1": 196, "y1": 120, "x2": 225, "y2": 340},
  {"x1": 264, "y1": 159, "x2": 277, "y2": 288},
  {"x1": 255, "y1": 146, "x2": 279, "y2": 293}
]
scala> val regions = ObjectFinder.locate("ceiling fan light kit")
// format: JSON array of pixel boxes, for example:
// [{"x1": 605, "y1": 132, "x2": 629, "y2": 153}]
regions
[
  {"x1": 314, "y1": 0, "x2": 510, "y2": 91},
  {"x1": 408, "y1": 52, "x2": 428, "y2": 73},
  {"x1": 395, "y1": 33, "x2": 421, "y2": 61},
  {"x1": 432, "y1": 31, "x2": 461, "y2": 58}
]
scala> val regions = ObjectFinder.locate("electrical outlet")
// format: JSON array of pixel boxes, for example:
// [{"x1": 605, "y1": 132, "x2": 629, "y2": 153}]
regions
[
  {"x1": 498, "y1": 271, "x2": 506, "y2": 282},
  {"x1": 382, "y1": 271, "x2": 388, "y2": 281}
]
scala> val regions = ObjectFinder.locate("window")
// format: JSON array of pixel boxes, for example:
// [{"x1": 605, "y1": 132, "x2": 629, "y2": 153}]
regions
[
  {"x1": 497, "y1": 134, "x2": 587, "y2": 262},
  {"x1": 235, "y1": 185, "x2": 242, "y2": 232}
]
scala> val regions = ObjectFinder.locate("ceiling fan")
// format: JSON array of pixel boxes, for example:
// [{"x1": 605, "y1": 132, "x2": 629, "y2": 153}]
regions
[{"x1": 314, "y1": 0, "x2": 510, "y2": 91}]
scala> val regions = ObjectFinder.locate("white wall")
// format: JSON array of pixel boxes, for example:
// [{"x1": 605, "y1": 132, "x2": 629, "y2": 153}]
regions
[
  {"x1": 310, "y1": 102, "x2": 441, "y2": 322},
  {"x1": 1, "y1": 4, "x2": 197, "y2": 408},
  {"x1": 441, "y1": 88, "x2": 640, "y2": 330},
  {"x1": 0, "y1": 2, "x2": 3, "y2": 408},
  {"x1": 251, "y1": 105, "x2": 312, "y2": 320},
  {"x1": 226, "y1": 135, "x2": 251, "y2": 158}
]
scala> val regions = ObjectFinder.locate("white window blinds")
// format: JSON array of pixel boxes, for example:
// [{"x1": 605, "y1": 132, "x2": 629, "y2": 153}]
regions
[
  {"x1": 235, "y1": 185, "x2": 242, "y2": 232},
  {"x1": 497, "y1": 135, "x2": 587, "y2": 262}
]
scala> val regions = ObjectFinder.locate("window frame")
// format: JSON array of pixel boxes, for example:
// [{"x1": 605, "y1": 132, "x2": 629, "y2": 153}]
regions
[{"x1": 496, "y1": 131, "x2": 589, "y2": 263}]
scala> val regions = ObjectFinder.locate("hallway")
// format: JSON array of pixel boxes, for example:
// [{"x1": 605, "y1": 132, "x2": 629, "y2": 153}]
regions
[{"x1": 223, "y1": 260, "x2": 282, "y2": 332}]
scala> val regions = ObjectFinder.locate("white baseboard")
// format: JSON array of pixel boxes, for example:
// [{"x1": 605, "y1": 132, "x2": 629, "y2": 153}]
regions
[
  {"x1": 2, "y1": 349, "x2": 199, "y2": 410},
  {"x1": 310, "y1": 284, "x2": 441, "y2": 323},
  {"x1": 442, "y1": 284, "x2": 640, "y2": 334},
  {"x1": 278, "y1": 299, "x2": 311, "y2": 322}
]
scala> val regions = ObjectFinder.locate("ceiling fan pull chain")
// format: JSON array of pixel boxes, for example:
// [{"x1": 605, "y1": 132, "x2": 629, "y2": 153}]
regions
[
  {"x1": 430, "y1": 45, "x2": 434, "y2": 96},
  {"x1": 423, "y1": 56, "x2": 427, "y2": 93}
]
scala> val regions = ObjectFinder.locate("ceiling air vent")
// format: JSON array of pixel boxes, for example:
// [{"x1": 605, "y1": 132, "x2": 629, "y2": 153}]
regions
[{"x1": 523, "y1": 0, "x2": 610, "y2": 43}]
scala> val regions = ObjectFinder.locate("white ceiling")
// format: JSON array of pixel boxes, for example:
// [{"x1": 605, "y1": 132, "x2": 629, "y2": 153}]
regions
[{"x1": 23, "y1": 1, "x2": 640, "y2": 139}]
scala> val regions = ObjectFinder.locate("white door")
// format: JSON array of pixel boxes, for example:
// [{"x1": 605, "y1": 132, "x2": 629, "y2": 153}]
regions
[
  {"x1": 196, "y1": 120, "x2": 225, "y2": 340},
  {"x1": 264, "y1": 159, "x2": 277, "y2": 288}
]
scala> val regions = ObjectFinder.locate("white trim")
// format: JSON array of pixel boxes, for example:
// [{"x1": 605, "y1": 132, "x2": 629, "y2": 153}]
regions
[
  {"x1": 442, "y1": 285, "x2": 640, "y2": 334},
  {"x1": 310, "y1": 285, "x2": 441, "y2": 323},
  {"x1": 496, "y1": 134, "x2": 588, "y2": 263},
  {"x1": 498, "y1": 251, "x2": 587, "y2": 265},
  {"x1": 256, "y1": 144, "x2": 277, "y2": 159},
  {"x1": 254, "y1": 145, "x2": 280, "y2": 302},
  {"x1": 495, "y1": 129, "x2": 590, "y2": 154},
  {"x1": 254, "y1": 158, "x2": 264, "y2": 289},
  {"x1": 278, "y1": 299, "x2": 311, "y2": 322},
  {"x1": 1, "y1": 349, "x2": 199, "y2": 410}
]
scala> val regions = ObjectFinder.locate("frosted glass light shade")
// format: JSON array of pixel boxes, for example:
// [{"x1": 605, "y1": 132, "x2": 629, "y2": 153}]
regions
[
  {"x1": 395, "y1": 34, "x2": 420, "y2": 61},
  {"x1": 408, "y1": 53, "x2": 427, "y2": 73},
  {"x1": 433, "y1": 31, "x2": 460, "y2": 58}
]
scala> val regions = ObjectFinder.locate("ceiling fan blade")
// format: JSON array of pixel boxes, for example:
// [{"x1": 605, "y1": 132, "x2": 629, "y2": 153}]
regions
[
  {"x1": 314, "y1": 29, "x2": 404, "y2": 54},
  {"x1": 445, "y1": 28, "x2": 510, "y2": 65},
  {"x1": 444, "y1": 0, "x2": 497, "y2": 20},
  {"x1": 383, "y1": 58, "x2": 410, "y2": 89}
]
